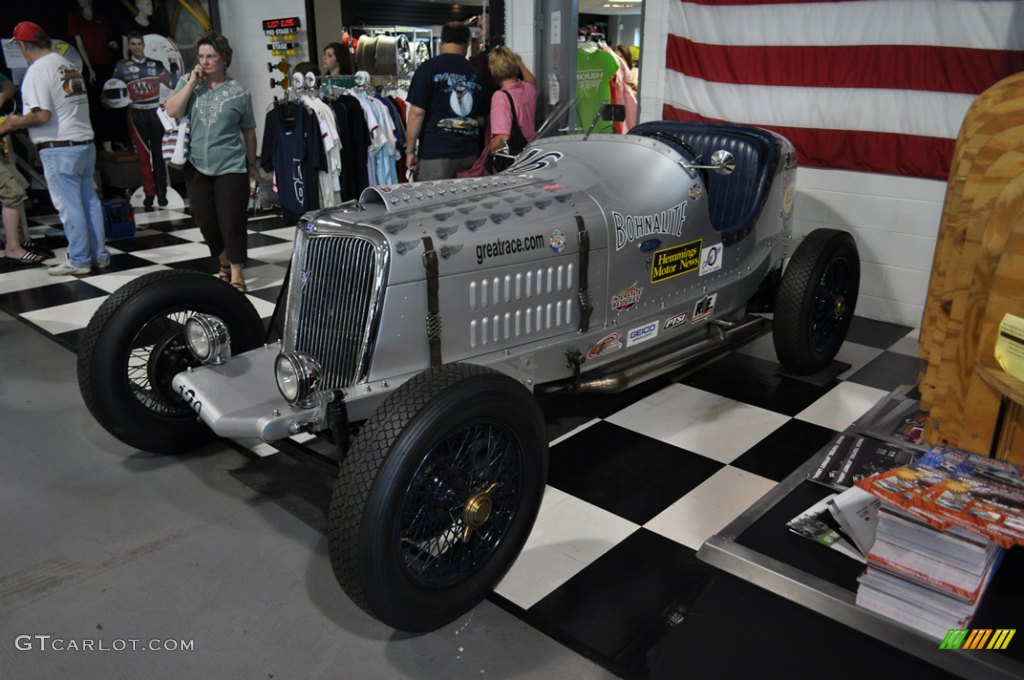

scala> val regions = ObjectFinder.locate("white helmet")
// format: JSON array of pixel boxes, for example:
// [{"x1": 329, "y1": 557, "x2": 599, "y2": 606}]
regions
[{"x1": 102, "y1": 78, "x2": 131, "y2": 109}]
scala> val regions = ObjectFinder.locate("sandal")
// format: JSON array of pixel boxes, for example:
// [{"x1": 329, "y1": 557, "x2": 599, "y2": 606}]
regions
[
  {"x1": 218, "y1": 264, "x2": 231, "y2": 283},
  {"x1": 230, "y1": 280, "x2": 247, "y2": 293},
  {"x1": 4, "y1": 251, "x2": 47, "y2": 266}
]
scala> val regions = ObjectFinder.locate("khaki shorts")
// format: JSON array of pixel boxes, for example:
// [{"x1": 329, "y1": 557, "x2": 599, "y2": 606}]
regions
[{"x1": 0, "y1": 156, "x2": 29, "y2": 209}]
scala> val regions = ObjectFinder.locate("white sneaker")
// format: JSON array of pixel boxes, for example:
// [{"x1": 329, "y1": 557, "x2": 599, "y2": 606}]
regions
[
  {"x1": 94, "y1": 257, "x2": 111, "y2": 269},
  {"x1": 48, "y1": 261, "x2": 92, "y2": 276}
]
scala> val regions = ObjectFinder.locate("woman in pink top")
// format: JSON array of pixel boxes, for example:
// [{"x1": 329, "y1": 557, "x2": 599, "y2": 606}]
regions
[{"x1": 487, "y1": 46, "x2": 537, "y2": 155}]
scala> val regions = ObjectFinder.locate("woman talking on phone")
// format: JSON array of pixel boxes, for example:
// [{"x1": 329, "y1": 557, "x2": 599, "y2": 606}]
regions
[{"x1": 164, "y1": 32, "x2": 258, "y2": 292}]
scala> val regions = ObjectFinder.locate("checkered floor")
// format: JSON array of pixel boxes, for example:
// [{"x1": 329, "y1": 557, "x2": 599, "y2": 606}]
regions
[{"x1": 0, "y1": 208, "x2": 925, "y2": 678}]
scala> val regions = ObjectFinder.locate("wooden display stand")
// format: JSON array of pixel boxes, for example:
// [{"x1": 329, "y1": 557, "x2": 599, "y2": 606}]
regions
[{"x1": 918, "y1": 72, "x2": 1024, "y2": 464}]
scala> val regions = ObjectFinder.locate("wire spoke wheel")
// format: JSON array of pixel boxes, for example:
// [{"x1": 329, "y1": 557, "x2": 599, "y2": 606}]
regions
[
  {"x1": 809, "y1": 258, "x2": 854, "y2": 354},
  {"x1": 125, "y1": 310, "x2": 201, "y2": 416},
  {"x1": 398, "y1": 420, "x2": 522, "y2": 589},
  {"x1": 328, "y1": 363, "x2": 547, "y2": 632},
  {"x1": 77, "y1": 270, "x2": 265, "y2": 453}
]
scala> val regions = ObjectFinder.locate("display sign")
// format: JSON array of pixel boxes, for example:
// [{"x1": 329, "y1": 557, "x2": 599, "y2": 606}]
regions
[{"x1": 262, "y1": 17, "x2": 301, "y2": 33}]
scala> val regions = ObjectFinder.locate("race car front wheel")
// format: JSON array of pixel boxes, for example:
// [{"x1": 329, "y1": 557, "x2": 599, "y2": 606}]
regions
[
  {"x1": 327, "y1": 363, "x2": 548, "y2": 632},
  {"x1": 77, "y1": 270, "x2": 265, "y2": 453},
  {"x1": 773, "y1": 229, "x2": 860, "y2": 374}
]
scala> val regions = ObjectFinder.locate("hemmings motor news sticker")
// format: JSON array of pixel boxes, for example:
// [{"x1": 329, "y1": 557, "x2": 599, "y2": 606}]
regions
[
  {"x1": 692, "y1": 293, "x2": 717, "y2": 323},
  {"x1": 611, "y1": 282, "x2": 644, "y2": 311},
  {"x1": 650, "y1": 239, "x2": 702, "y2": 284},
  {"x1": 699, "y1": 243, "x2": 723, "y2": 276},
  {"x1": 626, "y1": 320, "x2": 659, "y2": 348}
]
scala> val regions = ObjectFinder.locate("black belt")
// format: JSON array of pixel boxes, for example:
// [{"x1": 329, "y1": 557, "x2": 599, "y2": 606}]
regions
[{"x1": 36, "y1": 139, "x2": 93, "y2": 150}]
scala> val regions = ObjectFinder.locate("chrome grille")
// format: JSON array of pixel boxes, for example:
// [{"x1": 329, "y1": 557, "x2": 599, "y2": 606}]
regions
[{"x1": 293, "y1": 235, "x2": 378, "y2": 388}]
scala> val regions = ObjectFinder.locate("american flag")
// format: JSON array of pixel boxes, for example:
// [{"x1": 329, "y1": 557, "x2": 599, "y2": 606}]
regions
[{"x1": 662, "y1": 0, "x2": 1024, "y2": 179}]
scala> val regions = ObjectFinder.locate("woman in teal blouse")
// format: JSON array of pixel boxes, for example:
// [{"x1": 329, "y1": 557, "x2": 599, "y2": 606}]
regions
[{"x1": 165, "y1": 31, "x2": 258, "y2": 292}]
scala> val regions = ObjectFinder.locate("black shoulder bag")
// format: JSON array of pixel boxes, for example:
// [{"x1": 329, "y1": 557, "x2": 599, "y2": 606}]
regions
[{"x1": 489, "y1": 90, "x2": 528, "y2": 173}]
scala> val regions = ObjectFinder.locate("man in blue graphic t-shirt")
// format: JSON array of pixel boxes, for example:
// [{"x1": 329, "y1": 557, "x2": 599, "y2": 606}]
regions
[{"x1": 405, "y1": 21, "x2": 483, "y2": 180}]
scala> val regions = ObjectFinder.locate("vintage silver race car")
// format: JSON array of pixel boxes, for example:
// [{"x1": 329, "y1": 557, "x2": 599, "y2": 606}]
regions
[{"x1": 77, "y1": 120, "x2": 860, "y2": 632}]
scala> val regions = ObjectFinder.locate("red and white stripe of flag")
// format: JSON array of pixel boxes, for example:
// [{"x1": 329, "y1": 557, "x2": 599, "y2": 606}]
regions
[{"x1": 663, "y1": 0, "x2": 1024, "y2": 179}]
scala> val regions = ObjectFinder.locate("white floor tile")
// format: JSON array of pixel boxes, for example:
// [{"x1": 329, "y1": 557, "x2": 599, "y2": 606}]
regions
[
  {"x1": 244, "y1": 294, "x2": 278, "y2": 319},
  {"x1": 795, "y1": 381, "x2": 890, "y2": 431},
  {"x1": 134, "y1": 209, "x2": 189, "y2": 225},
  {"x1": 243, "y1": 264, "x2": 288, "y2": 292},
  {"x1": 258, "y1": 227, "x2": 298, "y2": 242},
  {"x1": 83, "y1": 265, "x2": 172, "y2": 294},
  {"x1": 644, "y1": 467, "x2": 777, "y2": 549},
  {"x1": 608, "y1": 383, "x2": 789, "y2": 463},
  {"x1": 733, "y1": 332, "x2": 777, "y2": 363},
  {"x1": 888, "y1": 327, "x2": 921, "y2": 357},
  {"x1": 834, "y1": 341, "x2": 886, "y2": 380},
  {"x1": 0, "y1": 266, "x2": 62, "y2": 295},
  {"x1": 247, "y1": 242, "x2": 294, "y2": 264},
  {"x1": 21, "y1": 296, "x2": 109, "y2": 334},
  {"x1": 495, "y1": 488, "x2": 638, "y2": 610},
  {"x1": 163, "y1": 227, "x2": 207, "y2": 242},
  {"x1": 131, "y1": 241, "x2": 215, "y2": 265}
]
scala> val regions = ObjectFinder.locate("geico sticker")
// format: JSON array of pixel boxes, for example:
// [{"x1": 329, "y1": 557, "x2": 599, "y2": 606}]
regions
[
  {"x1": 699, "y1": 243, "x2": 722, "y2": 276},
  {"x1": 626, "y1": 320, "x2": 659, "y2": 347}
]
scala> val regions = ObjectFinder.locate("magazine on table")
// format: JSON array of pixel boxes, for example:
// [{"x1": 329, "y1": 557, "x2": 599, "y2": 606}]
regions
[
  {"x1": 855, "y1": 395, "x2": 929, "y2": 451},
  {"x1": 785, "y1": 494, "x2": 866, "y2": 563},
  {"x1": 808, "y1": 433, "x2": 922, "y2": 491},
  {"x1": 857, "y1": 446, "x2": 1024, "y2": 547}
]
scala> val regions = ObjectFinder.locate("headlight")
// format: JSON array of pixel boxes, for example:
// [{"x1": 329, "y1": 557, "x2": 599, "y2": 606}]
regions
[
  {"x1": 275, "y1": 351, "x2": 321, "y2": 405},
  {"x1": 185, "y1": 314, "x2": 230, "y2": 364}
]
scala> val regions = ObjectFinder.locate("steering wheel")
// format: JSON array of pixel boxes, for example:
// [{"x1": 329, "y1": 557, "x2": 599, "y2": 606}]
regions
[{"x1": 632, "y1": 129, "x2": 709, "y2": 188}]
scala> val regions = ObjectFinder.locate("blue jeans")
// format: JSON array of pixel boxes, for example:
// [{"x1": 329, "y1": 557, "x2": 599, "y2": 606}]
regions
[{"x1": 39, "y1": 144, "x2": 108, "y2": 268}]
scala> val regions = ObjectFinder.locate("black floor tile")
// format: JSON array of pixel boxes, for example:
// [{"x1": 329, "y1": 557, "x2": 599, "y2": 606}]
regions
[
  {"x1": 93, "y1": 252, "x2": 161, "y2": 272},
  {"x1": 730, "y1": 419, "x2": 840, "y2": 482},
  {"x1": 246, "y1": 232, "x2": 291, "y2": 248},
  {"x1": 846, "y1": 350, "x2": 922, "y2": 391},
  {"x1": 0, "y1": 280, "x2": 107, "y2": 315},
  {"x1": 547, "y1": 421, "x2": 723, "y2": 524},
  {"x1": 845, "y1": 316, "x2": 914, "y2": 349},
  {"x1": 107, "y1": 232, "x2": 193, "y2": 252},
  {"x1": 54, "y1": 328, "x2": 83, "y2": 353},
  {"x1": 245, "y1": 214, "x2": 289, "y2": 232},
  {"x1": 143, "y1": 218, "x2": 195, "y2": 233},
  {"x1": 648, "y1": 572, "x2": 963, "y2": 680},
  {"x1": 678, "y1": 351, "x2": 836, "y2": 416},
  {"x1": 164, "y1": 257, "x2": 269, "y2": 273},
  {"x1": 529, "y1": 529, "x2": 717, "y2": 680}
]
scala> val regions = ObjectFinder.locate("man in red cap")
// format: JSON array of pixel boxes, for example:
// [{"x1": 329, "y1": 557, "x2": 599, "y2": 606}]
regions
[{"x1": 0, "y1": 21, "x2": 110, "y2": 276}]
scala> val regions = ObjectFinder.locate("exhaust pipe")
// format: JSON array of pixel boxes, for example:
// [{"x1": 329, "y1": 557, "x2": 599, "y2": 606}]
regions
[{"x1": 538, "y1": 315, "x2": 769, "y2": 395}]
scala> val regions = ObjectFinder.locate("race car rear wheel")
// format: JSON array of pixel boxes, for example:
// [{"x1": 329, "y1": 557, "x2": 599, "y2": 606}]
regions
[
  {"x1": 773, "y1": 229, "x2": 859, "y2": 374},
  {"x1": 327, "y1": 363, "x2": 548, "y2": 632},
  {"x1": 77, "y1": 270, "x2": 265, "y2": 453}
]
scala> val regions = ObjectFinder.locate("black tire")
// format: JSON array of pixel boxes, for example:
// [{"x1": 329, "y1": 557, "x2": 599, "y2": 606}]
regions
[
  {"x1": 773, "y1": 229, "x2": 860, "y2": 374},
  {"x1": 327, "y1": 363, "x2": 548, "y2": 632},
  {"x1": 77, "y1": 270, "x2": 265, "y2": 453}
]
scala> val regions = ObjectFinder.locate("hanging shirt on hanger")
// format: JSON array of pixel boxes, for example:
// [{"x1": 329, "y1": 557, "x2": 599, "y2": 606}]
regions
[{"x1": 576, "y1": 45, "x2": 619, "y2": 134}]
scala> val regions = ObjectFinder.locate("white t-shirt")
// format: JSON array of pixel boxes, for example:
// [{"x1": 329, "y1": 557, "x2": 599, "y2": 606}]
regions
[{"x1": 21, "y1": 52, "x2": 94, "y2": 144}]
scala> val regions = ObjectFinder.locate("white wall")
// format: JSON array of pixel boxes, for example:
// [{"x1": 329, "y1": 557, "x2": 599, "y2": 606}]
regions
[
  {"x1": 507, "y1": 0, "x2": 537, "y2": 74},
  {"x1": 217, "y1": 0, "x2": 311, "y2": 144},
  {"x1": 792, "y1": 169, "x2": 942, "y2": 328}
]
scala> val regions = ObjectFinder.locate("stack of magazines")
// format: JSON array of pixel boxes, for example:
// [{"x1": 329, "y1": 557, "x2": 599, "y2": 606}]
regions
[{"x1": 852, "y1": 446, "x2": 1024, "y2": 639}]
